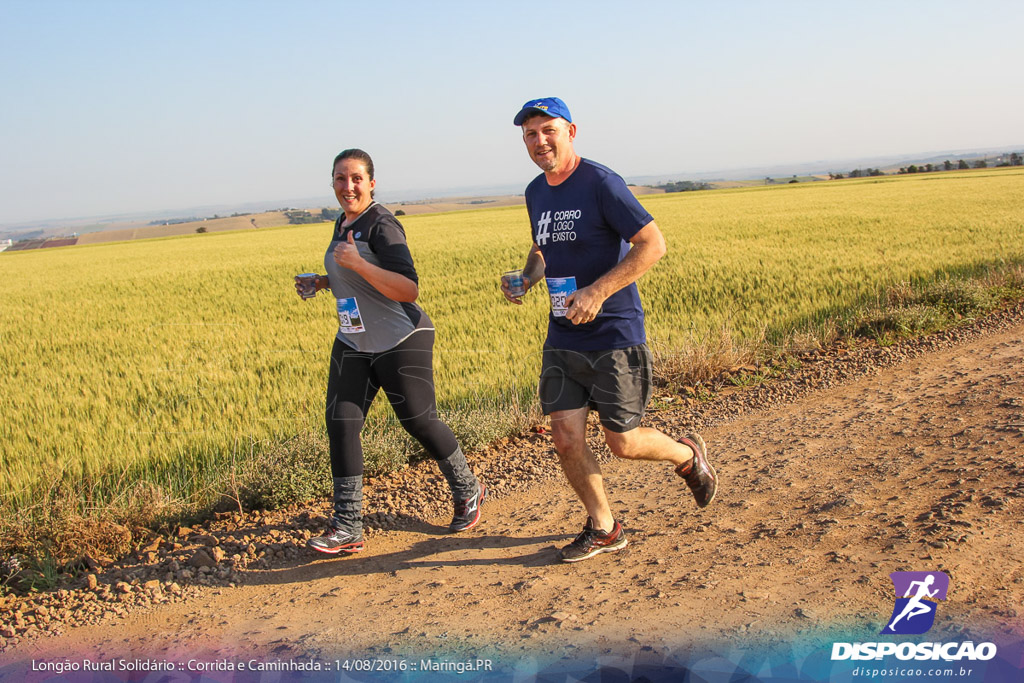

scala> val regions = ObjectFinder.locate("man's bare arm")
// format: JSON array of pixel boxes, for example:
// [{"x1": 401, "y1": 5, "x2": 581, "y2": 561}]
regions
[
  {"x1": 501, "y1": 242, "x2": 546, "y2": 305},
  {"x1": 564, "y1": 220, "x2": 666, "y2": 325}
]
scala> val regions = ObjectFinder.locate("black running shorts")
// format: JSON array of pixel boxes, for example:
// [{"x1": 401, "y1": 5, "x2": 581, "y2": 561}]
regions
[{"x1": 538, "y1": 344, "x2": 652, "y2": 433}]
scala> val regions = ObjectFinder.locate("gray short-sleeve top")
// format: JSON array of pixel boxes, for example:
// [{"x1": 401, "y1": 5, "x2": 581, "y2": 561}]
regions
[{"x1": 323, "y1": 203, "x2": 433, "y2": 352}]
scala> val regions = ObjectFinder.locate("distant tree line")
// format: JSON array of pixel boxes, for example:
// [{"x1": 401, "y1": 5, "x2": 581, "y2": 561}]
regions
[
  {"x1": 655, "y1": 180, "x2": 712, "y2": 193},
  {"x1": 280, "y1": 208, "x2": 345, "y2": 224},
  {"x1": 829, "y1": 168, "x2": 885, "y2": 180},
  {"x1": 828, "y1": 152, "x2": 1021, "y2": 180},
  {"x1": 765, "y1": 175, "x2": 814, "y2": 184},
  {"x1": 897, "y1": 154, "x2": 1022, "y2": 174},
  {"x1": 998, "y1": 152, "x2": 1023, "y2": 167}
]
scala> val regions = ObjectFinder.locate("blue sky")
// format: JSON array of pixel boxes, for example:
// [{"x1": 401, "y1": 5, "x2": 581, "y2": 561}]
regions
[{"x1": 1, "y1": 0, "x2": 1021, "y2": 224}]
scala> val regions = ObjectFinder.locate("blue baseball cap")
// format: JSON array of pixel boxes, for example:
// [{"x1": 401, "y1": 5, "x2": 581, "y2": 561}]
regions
[{"x1": 513, "y1": 97, "x2": 572, "y2": 126}]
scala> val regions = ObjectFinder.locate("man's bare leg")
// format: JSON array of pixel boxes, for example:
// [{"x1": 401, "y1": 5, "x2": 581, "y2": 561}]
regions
[
  {"x1": 603, "y1": 425, "x2": 718, "y2": 508},
  {"x1": 602, "y1": 426, "x2": 694, "y2": 466},
  {"x1": 549, "y1": 408, "x2": 615, "y2": 532}
]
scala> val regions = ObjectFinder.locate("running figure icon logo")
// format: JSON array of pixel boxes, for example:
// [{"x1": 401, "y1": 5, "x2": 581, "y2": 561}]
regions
[{"x1": 880, "y1": 571, "x2": 950, "y2": 635}]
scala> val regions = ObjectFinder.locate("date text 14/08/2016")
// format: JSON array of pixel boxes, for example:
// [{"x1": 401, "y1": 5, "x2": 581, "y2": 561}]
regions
[{"x1": 339, "y1": 658, "x2": 494, "y2": 674}]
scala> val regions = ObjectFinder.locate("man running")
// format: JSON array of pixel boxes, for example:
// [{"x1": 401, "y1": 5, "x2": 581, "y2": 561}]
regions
[{"x1": 502, "y1": 97, "x2": 719, "y2": 563}]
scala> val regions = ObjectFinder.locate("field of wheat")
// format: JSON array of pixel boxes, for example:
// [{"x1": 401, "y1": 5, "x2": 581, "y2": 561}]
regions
[{"x1": 2, "y1": 167, "x2": 1022, "y2": 515}]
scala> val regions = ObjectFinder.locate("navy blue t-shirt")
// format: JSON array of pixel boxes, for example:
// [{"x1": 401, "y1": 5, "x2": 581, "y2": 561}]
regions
[{"x1": 525, "y1": 158, "x2": 653, "y2": 351}]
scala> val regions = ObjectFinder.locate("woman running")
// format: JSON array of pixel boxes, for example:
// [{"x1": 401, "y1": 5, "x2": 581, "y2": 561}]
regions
[{"x1": 297, "y1": 149, "x2": 485, "y2": 553}]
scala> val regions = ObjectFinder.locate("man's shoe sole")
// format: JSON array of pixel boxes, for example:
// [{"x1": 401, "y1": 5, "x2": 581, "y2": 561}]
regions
[
  {"x1": 559, "y1": 536, "x2": 628, "y2": 563},
  {"x1": 307, "y1": 539, "x2": 364, "y2": 555}
]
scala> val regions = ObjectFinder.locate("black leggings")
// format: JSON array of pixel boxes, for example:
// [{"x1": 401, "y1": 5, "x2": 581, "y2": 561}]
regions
[{"x1": 325, "y1": 329, "x2": 459, "y2": 478}]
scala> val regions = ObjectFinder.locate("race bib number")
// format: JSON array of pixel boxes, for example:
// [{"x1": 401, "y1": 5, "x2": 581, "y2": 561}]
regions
[
  {"x1": 546, "y1": 276, "x2": 577, "y2": 318},
  {"x1": 336, "y1": 297, "x2": 365, "y2": 333}
]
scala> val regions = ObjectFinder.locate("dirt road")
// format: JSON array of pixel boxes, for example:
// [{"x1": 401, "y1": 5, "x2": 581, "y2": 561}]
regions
[{"x1": 2, "y1": 306, "x2": 1023, "y2": 681}]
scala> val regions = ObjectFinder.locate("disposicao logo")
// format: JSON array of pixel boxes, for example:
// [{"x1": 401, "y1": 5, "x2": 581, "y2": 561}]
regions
[
  {"x1": 830, "y1": 570, "x2": 998, "y2": 663},
  {"x1": 881, "y1": 571, "x2": 949, "y2": 635}
]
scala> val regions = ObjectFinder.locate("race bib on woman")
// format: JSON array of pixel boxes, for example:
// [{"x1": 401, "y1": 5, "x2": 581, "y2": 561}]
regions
[
  {"x1": 545, "y1": 277, "x2": 577, "y2": 318},
  {"x1": 336, "y1": 297, "x2": 365, "y2": 333}
]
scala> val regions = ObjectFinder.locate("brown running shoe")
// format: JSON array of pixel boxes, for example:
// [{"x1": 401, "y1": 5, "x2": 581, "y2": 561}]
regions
[
  {"x1": 559, "y1": 517, "x2": 628, "y2": 563},
  {"x1": 676, "y1": 433, "x2": 718, "y2": 508}
]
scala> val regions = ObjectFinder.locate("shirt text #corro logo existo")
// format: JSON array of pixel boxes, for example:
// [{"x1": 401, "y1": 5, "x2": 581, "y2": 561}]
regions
[{"x1": 535, "y1": 209, "x2": 580, "y2": 246}]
